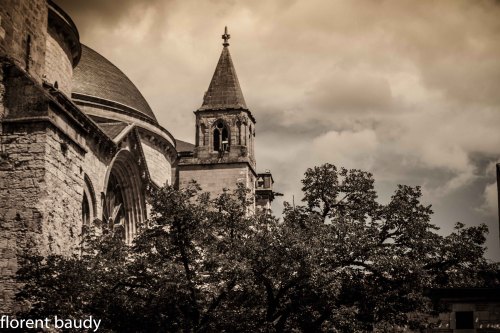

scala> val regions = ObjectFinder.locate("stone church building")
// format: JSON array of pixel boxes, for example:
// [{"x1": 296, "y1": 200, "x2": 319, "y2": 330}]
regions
[{"x1": 0, "y1": 0, "x2": 274, "y2": 312}]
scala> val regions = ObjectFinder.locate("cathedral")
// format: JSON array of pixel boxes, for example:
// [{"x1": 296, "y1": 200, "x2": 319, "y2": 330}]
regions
[{"x1": 0, "y1": 0, "x2": 274, "y2": 313}]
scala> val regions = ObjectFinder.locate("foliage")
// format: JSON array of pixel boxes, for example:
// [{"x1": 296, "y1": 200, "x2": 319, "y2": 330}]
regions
[{"x1": 16, "y1": 164, "x2": 497, "y2": 332}]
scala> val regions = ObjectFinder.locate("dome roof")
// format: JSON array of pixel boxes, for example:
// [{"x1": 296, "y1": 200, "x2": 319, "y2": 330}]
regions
[{"x1": 72, "y1": 44, "x2": 157, "y2": 123}]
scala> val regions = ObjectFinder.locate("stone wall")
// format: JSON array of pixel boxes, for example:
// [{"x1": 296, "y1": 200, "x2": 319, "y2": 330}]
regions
[
  {"x1": 0, "y1": 122, "x2": 46, "y2": 313},
  {"x1": 141, "y1": 137, "x2": 172, "y2": 187},
  {"x1": 0, "y1": 64, "x2": 4, "y2": 119},
  {"x1": 44, "y1": 27, "x2": 73, "y2": 97},
  {"x1": 0, "y1": 0, "x2": 48, "y2": 83},
  {"x1": 0, "y1": 119, "x2": 86, "y2": 313},
  {"x1": 40, "y1": 125, "x2": 85, "y2": 253},
  {"x1": 178, "y1": 163, "x2": 253, "y2": 197}
]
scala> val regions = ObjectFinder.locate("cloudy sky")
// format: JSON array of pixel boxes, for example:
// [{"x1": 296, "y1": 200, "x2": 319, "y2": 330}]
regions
[{"x1": 55, "y1": 0, "x2": 500, "y2": 259}]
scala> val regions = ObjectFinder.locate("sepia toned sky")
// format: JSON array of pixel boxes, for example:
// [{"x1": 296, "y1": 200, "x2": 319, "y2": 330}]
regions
[{"x1": 55, "y1": 0, "x2": 500, "y2": 259}]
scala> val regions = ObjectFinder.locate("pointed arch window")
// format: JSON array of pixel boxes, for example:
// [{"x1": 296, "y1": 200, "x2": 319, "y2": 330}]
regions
[
  {"x1": 105, "y1": 173, "x2": 126, "y2": 228},
  {"x1": 102, "y1": 150, "x2": 146, "y2": 243},
  {"x1": 213, "y1": 128, "x2": 220, "y2": 152},
  {"x1": 82, "y1": 195, "x2": 90, "y2": 226},
  {"x1": 213, "y1": 120, "x2": 230, "y2": 152},
  {"x1": 82, "y1": 175, "x2": 96, "y2": 229}
]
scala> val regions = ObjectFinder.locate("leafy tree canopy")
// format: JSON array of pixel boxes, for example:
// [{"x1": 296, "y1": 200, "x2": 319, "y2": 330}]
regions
[{"x1": 17, "y1": 164, "x2": 498, "y2": 332}]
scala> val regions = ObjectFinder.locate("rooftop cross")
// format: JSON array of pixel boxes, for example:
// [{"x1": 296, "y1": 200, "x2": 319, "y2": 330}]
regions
[{"x1": 222, "y1": 26, "x2": 230, "y2": 47}]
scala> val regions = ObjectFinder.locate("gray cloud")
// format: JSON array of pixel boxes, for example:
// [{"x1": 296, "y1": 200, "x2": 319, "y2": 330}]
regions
[
  {"x1": 55, "y1": 0, "x2": 171, "y2": 33},
  {"x1": 307, "y1": 73, "x2": 394, "y2": 114}
]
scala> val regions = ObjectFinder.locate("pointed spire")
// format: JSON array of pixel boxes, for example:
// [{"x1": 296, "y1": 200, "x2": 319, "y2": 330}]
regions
[{"x1": 198, "y1": 27, "x2": 248, "y2": 111}]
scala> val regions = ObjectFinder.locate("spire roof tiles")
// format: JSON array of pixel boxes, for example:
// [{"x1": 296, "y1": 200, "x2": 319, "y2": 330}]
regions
[{"x1": 198, "y1": 30, "x2": 248, "y2": 111}]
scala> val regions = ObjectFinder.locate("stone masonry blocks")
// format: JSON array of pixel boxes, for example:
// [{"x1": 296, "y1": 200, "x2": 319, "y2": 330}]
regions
[{"x1": 0, "y1": 121, "x2": 86, "y2": 313}]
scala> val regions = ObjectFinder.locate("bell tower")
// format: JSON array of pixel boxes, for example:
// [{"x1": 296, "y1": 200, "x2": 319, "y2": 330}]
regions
[{"x1": 177, "y1": 27, "x2": 257, "y2": 200}]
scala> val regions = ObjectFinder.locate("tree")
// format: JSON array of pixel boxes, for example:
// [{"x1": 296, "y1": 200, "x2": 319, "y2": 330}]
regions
[
  {"x1": 270, "y1": 164, "x2": 496, "y2": 331},
  {"x1": 17, "y1": 181, "x2": 261, "y2": 332},
  {"x1": 16, "y1": 164, "x2": 497, "y2": 332}
]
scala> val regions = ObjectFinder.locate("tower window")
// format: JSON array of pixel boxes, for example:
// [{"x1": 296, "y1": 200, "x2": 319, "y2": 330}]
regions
[
  {"x1": 213, "y1": 120, "x2": 230, "y2": 152},
  {"x1": 213, "y1": 128, "x2": 220, "y2": 151},
  {"x1": 222, "y1": 128, "x2": 229, "y2": 151}
]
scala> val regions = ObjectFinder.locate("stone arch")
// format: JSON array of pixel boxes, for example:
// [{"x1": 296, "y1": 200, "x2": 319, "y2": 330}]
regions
[{"x1": 103, "y1": 149, "x2": 146, "y2": 243}]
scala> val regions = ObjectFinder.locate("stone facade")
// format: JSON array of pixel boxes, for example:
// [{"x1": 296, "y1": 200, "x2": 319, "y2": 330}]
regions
[
  {"x1": 0, "y1": 0, "x2": 274, "y2": 314},
  {"x1": 0, "y1": 0, "x2": 48, "y2": 83},
  {"x1": 178, "y1": 163, "x2": 255, "y2": 198}
]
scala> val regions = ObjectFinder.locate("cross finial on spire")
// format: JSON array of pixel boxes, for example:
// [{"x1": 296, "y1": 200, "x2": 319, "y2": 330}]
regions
[{"x1": 222, "y1": 26, "x2": 230, "y2": 47}]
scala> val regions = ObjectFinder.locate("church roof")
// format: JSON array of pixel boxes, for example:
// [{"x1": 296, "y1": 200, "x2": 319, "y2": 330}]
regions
[
  {"x1": 198, "y1": 39, "x2": 248, "y2": 111},
  {"x1": 176, "y1": 139, "x2": 195, "y2": 153},
  {"x1": 98, "y1": 122, "x2": 129, "y2": 140},
  {"x1": 72, "y1": 44, "x2": 158, "y2": 123}
]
